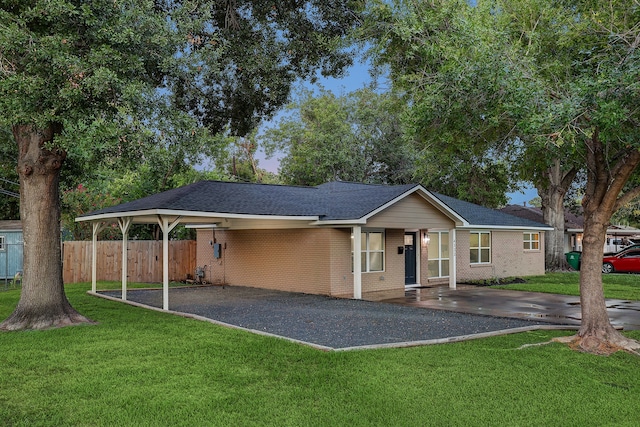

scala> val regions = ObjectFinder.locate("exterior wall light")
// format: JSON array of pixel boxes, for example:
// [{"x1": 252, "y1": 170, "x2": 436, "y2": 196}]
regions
[{"x1": 423, "y1": 232, "x2": 430, "y2": 245}]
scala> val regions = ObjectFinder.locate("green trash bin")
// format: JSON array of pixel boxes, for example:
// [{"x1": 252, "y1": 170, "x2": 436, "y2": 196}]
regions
[{"x1": 565, "y1": 251, "x2": 581, "y2": 271}]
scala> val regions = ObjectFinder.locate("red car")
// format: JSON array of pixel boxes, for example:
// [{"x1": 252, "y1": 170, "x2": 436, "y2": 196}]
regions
[{"x1": 602, "y1": 248, "x2": 640, "y2": 273}]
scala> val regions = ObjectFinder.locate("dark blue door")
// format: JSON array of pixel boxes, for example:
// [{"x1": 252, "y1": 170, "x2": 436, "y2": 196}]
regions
[{"x1": 404, "y1": 232, "x2": 416, "y2": 284}]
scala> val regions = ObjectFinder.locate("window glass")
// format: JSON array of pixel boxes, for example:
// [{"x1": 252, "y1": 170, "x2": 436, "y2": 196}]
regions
[
  {"x1": 441, "y1": 232, "x2": 449, "y2": 258},
  {"x1": 369, "y1": 252, "x2": 383, "y2": 271},
  {"x1": 428, "y1": 260, "x2": 439, "y2": 277},
  {"x1": 369, "y1": 232, "x2": 383, "y2": 251},
  {"x1": 352, "y1": 230, "x2": 385, "y2": 273},
  {"x1": 441, "y1": 260, "x2": 449, "y2": 276},
  {"x1": 481, "y1": 249, "x2": 490, "y2": 263},
  {"x1": 428, "y1": 231, "x2": 450, "y2": 278},
  {"x1": 428, "y1": 232, "x2": 439, "y2": 254},
  {"x1": 523, "y1": 232, "x2": 540, "y2": 250},
  {"x1": 470, "y1": 231, "x2": 491, "y2": 264},
  {"x1": 404, "y1": 234, "x2": 414, "y2": 246}
]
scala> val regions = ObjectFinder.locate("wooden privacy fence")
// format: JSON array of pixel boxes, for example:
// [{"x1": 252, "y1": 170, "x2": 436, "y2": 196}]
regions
[{"x1": 62, "y1": 240, "x2": 196, "y2": 284}]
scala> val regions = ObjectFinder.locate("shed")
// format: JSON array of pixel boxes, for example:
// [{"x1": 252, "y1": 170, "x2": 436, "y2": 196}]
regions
[{"x1": 0, "y1": 220, "x2": 23, "y2": 280}]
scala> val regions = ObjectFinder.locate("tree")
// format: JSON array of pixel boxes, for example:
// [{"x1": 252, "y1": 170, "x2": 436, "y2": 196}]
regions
[
  {"x1": 216, "y1": 131, "x2": 279, "y2": 184},
  {"x1": 261, "y1": 88, "x2": 415, "y2": 185},
  {"x1": 365, "y1": 0, "x2": 640, "y2": 354},
  {"x1": 0, "y1": 0, "x2": 363, "y2": 330},
  {"x1": 362, "y1": 0, "x2": 518, "y2": 207},
  {"x1": 0, "y1": 128, "x2": 20, "y2": 219}
]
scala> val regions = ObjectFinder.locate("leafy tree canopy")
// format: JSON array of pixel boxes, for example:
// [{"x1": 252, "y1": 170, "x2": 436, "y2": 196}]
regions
[{"x1": 261, "y1": 87, "x2": 415, "y2": 186}]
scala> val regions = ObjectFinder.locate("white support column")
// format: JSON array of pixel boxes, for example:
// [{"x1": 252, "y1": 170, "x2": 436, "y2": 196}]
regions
[
  {"x1": 449, "y1": 228, "x2": 457, "y2": 289},
  {"x1": 91, "y1": 222, "x2": 107, "y2": 293},
  {"x1": 353, "y1": 225, "x2": 362, "y2": 299},
  {"x1": 118, "y1": 217, "x2": 132, "y2": 301},
  {"x1": 157, "y1": 215, "x2": 182, "y2": 310}
]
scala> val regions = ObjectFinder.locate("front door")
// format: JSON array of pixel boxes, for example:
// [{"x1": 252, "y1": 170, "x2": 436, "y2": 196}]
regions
[{"x1": 404, "y1": 232, "x2": 417, "y2": 284}]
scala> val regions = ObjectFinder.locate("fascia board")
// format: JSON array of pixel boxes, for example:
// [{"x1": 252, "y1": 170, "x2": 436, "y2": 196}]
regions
[
  {"x1": 76, "y1": 209, "x2": 319, "y2": 223},
  {"x1": 457, "y1": 224, "x2": 554, "y2": 231},
  {"x1": 309, "y1": 219, "x2": 367, "y2": 226}
]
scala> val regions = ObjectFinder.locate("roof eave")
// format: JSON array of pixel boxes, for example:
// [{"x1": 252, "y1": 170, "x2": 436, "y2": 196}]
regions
[
  {"x1": 76, "y1": 209, "x2": 320, "y2": 223},
  {"x1": 458, "y1": 224, "x2": 554, "y2": 231}
]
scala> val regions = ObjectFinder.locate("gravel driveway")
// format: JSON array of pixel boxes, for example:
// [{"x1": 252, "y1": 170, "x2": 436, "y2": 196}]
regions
[{"x1": 98, "y1": 285, "x2": 571, "y2": 350}]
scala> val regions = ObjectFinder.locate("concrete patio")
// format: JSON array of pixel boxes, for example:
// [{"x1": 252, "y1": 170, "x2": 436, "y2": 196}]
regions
[{"x1": 386, "y1": 285, "x2": 640, "y2": 331}]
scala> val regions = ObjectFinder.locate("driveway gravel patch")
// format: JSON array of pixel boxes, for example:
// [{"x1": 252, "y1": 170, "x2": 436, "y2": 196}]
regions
[{"x1": 98, "y1": 285, "x2": 572, "y2": 350}]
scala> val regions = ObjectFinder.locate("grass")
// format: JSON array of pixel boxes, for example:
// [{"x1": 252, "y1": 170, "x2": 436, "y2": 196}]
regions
[
  {"x1": 493, "y1": 272, "x2": 640, "y2": 300},
  {"x1": 0, "y1": 282, "x2": 639, "y2": 426}
]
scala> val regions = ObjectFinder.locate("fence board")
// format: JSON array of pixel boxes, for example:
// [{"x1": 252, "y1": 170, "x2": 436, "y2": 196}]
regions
[{"x1": 62, "y1": 241, "x2": 196, "y2": 284}]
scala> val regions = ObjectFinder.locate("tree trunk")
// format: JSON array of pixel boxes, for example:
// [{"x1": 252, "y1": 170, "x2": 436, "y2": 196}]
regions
[
  {"x1": 0, "y1": 124, "x2": 93, "y2": 331},
  {"x1": 539, "y1": 184, "x2": 568, "y2": 271},
  {"x1": 536, "y1": 159, "x2": 577, "y2": 271},
  {"x1": 554, "y1": 136, "x2": 640, "y2": 355}
]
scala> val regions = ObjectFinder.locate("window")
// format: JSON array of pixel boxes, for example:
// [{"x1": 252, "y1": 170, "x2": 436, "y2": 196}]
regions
[
  {"x1": 523, "y1": 232, "x2": 540, "y2": 250},
  {"x1": 470, "y1": 231, "x2": 491, "y2": 264},
  {"x1": 352, "y1": 230, "x2": 385, "y2": 272},
  {"x1": 428, "y1": 231, "x2": 450, "y2": 278},
  {"x1": 0, "y1": 236, "x2": 5, "y2": 251}
]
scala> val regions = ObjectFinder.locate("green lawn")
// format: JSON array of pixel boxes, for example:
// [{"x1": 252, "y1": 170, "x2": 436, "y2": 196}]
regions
[
  {"x1": 494, "y1": 272, "x2": 640, "y2": 300},
  {"x1": 1, "y1": 282, "x2": 639, "y2": 426}
]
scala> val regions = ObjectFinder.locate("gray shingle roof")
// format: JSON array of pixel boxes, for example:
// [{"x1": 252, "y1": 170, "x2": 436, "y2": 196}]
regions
[
  {"x1": 80, "y1": 180, "x2": 550, "y2": 228},
  {"x1": 432, "y1": 193, "x2": 550, "y2": 228},
  {"x1": 80, "y1": 181, "x2": 418, "y2": 220}
]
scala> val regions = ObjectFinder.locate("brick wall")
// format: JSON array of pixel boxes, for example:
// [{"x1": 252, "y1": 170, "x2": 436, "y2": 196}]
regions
[
  {"x1": 196, "y1": 228, "x2": 332, "y2": 295},
  {"x1": 455, "y1": 230, "x2": 545, "y2": 282},
  {"x1": 196, "y1": 227, "x2": 545, "y2": 298},
  {"x1": 197, "y1": 227, "x2": 407, "y2": 300}
]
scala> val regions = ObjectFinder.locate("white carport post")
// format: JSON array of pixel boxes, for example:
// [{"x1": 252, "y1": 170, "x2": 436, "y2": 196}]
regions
[
  {"x1": 157, "y1": 215, "x2": 182, "y2": 310},
  {"x1": 449, "y1": 228, "x2": 457, "y2": 289},
  {"x1": 118, "y1": 217, "x2": 132, "y2": 301},
  {"x1": 353, "y1": 225, "x2": 362, "y2": 299},
  {"x1": 91, "y1": 222, "x2": 107, "y2": 293}
]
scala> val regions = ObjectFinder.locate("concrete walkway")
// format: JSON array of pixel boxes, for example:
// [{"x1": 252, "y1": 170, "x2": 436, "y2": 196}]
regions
[{"x1": 384, "y1": 286, "x2": 640, "y2": 331}]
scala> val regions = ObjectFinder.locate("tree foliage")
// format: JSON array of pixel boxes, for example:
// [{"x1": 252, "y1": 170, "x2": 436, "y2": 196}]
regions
[
  {"x1": 261, "y1": 88, "x2": 415, "y2": 186},
  {"x1": 0, "y1": 0, "x2": 364, "y2": 330},
  {"x1": 364, "y1": 0, "x2": 640, "y2": 354},
  {"x1": 362, "y1": 0, "x2": 518, "y2": 207}
]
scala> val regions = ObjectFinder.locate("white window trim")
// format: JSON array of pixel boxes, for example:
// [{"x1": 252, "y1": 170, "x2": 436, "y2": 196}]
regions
[
  {"x1": 523, "y1": 232, "x2": 540, "y2": 251},
  {"x1": 428, "y1": 230, "x2": 450, "y2": 278},
  {"x1": 352, "y1": 229, "x2": 385, "y2": 273},
  {"x1": 0, "y1": 236, "x2": 5, "y2": 252},
  {"x1": 470, "y1": 231, "x2": 491, "y2": 265}
]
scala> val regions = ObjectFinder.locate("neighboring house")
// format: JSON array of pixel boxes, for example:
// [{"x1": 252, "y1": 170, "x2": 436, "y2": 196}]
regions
[
  {"x1": 500, "y1": 204, "x2": 640, "y2": 254},
  {"x1": 77, "y1": 181, "x2": 550, "y2": 308},
  {"x1": 0, "y1": 220, "x2": 23, "y2": 280}
]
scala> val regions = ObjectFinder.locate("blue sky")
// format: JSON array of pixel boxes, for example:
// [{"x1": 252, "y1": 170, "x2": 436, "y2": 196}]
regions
[{"x1": 257, "y1": 61, "x2": 538, "y2": 206}]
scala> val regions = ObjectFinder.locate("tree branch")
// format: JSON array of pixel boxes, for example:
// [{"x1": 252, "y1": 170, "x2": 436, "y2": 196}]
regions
[{"x1": 615, "y1": 185, "x2": 640, "y2": 212}]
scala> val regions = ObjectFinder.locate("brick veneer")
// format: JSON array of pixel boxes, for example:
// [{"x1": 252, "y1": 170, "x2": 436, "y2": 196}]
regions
[
  {"x1": 455, "y1": 230, "x2": 545, "y2": 281},
  {"x1": 196, "y1": 228, "x2": 545, "y2": 299},
  {"x1": 196, "y1": 228, "x2": 407, "y2": 301}
]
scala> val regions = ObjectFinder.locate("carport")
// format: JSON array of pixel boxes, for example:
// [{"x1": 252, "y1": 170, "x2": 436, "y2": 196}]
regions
[{"x1": 78, "y1": 209, "x2": 320, "y2": 310}]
